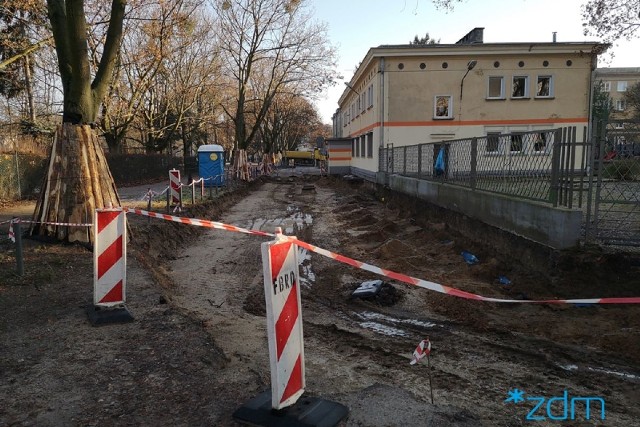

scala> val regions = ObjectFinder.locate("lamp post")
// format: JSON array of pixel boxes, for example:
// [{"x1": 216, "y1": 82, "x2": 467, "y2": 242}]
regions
[
  {"x1": 344, "y1": 81, "x2": 360, "y2": 97},
  {"x1": 459, "y1": 60, "x2": 478, "y2": 121}
]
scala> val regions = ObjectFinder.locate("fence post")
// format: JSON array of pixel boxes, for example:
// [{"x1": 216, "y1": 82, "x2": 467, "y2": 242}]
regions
[
  {"x1": 549, "y1": 128, "x2": 563, "y2": 207},
  {"x1": 417, "y1": 144, "x2": 422, "y2": 179},
  {"x1": 403, "y1": 146, "x2": 407, "y2": 175},
  {"x1": 14, "y1": 220, "x2": 24, "y2": 276},
  {"x1": 470, "y1": 137, "x2": 477, "y2": 190},
  {"x1": 14, "y1": 151, "x2": 21, "y2": 199},
  {"x1": 147, "y1": 188, "x2": 152, "y2": 223}
]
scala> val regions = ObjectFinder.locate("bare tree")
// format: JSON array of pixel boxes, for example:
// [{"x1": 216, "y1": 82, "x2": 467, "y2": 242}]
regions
[
  {"x1": 582, "y1": 0, "x2": 640, "y2": 43},
  {"x1": 624, "y1": 81, "x2": 640, "y2": 120},
  {"x1": 31, "y1": 0, "x2": 126, "y2": 243},
  {"x1": 214, "y1": 0, "x2": 336, "y2": 152},
  {"x1": 409, "y1": 33, "x2": 440, "y2": 45},
  {"x1": 0, "y1": 1, "x2": 50, "y2": 131}
]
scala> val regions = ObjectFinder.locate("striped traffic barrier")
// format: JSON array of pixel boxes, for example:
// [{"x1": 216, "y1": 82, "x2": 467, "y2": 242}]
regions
[
  {"x1": 261, "y1": 228, "x2": 305, "y2": 409},
  {"x1": 88, "y1": 208, "x2": 133, "y2": 325},
  {"x1": 234, "y1": 228, "x2": 348, "y2": 424}
]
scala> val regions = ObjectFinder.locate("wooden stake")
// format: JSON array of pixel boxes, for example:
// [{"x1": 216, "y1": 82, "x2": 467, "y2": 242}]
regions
[{"x1": 427, "y1": 353, "x2": 434, "y2": 404}]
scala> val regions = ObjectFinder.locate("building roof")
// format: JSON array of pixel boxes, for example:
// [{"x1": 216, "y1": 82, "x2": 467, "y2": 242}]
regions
[
  {"x1": 339, "y1": 39, "x2": 609, "y2": 104},
  {"x1": 595, "y1": 67, "x2": 640, "y2": 76}
]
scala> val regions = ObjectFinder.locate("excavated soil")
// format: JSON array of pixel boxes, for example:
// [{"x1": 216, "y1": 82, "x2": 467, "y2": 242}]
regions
[{"x1": 1, "y1": 175, "x2": 639, "y2": 426}]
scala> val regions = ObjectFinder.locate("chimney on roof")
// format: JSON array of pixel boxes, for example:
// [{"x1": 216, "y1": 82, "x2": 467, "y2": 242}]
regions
[
  {"x1": 553, "y1": 32, "x2": 557, "y2": 43},
  {"x1": 456, "y1": 27, "x2": 484, "y2": 45}
]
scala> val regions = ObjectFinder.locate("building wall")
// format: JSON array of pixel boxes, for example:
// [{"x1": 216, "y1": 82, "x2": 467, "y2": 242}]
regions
[{"x1": 595, "y1": 67, "x2": 640, "y2": 121}]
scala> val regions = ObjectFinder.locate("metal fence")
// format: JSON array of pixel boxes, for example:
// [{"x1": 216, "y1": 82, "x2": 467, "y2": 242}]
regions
[
  {"x1": 585, "y1": 120, "x2": 640, "y2": 246},
  {"x1": 379, "y1": 127, "x2": 590, "y2": 208}
]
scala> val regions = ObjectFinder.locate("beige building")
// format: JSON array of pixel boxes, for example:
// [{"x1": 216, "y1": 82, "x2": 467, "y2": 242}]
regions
[
  {"x1": 594, "y1": 67, "x2": 640, "y2": 122},
  {"x1": 332, "y1": 28, "x2": 608, "y2": 177}
]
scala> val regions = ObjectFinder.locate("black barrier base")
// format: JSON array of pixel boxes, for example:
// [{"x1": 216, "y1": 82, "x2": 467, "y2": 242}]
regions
[
  {"x1": 86, "y1": 305, "x2": 134, "y2": 326},
  {"x1": 233, "y1": 390, "x2": 348, "y2": 427}
]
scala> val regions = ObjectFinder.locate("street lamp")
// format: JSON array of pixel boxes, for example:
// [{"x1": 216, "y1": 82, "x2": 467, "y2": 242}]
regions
[
  {"x1": 344, "y1": 81, "x2": 360, "y2": 96},
  {"x1": 459, "y1": 60, "x2": 478, "y2": 121}
]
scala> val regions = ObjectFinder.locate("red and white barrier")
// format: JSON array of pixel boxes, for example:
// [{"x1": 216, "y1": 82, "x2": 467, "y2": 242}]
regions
[
  {"x1": 93, "y1": 208, "x2": 127, "y2": 306},
  {"x1": 261, "y1": 228, "x2": 305, "y2": 409},
  {"x1": 169, "y1": 169, "x2": 181, "y2": 206}
]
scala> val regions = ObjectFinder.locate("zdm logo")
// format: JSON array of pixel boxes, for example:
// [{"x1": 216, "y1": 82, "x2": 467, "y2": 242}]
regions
[{"x1": 505, "y1": 388, "x2": 605, "y2": 421}]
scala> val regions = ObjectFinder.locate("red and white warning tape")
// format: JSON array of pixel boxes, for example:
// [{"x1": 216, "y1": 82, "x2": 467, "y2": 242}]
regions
[
  {"x1": 410, "y1": 338, "x2": 431, "y2": 365},
  {"x1": 289, "y1": 237, "x2": 640, "y2": 304},
  {"x1": 8, "y1": 218, "x2": 17, "y2": 242},
  {"x1": 122, "y1": 208, "x2": 274, "y2": 238},
  {"x1": 5, "y1": 218, "x2": 93, "y2": 242},
  {"x1": 22, "y1": 219, "x2": 92, "y2": 227},
  {"x1": 122, "y1": 209, "x2": 640, "y2": 305}
]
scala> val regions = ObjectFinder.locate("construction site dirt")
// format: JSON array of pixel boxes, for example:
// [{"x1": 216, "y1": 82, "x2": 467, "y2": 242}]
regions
[{"x1": 1, "y1": 175, "x2": 639, "y2": 426}]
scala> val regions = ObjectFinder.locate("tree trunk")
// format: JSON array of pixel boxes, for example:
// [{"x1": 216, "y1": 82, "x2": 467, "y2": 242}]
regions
[{"x1": 31, "y1": 123, "x2": 121, "y2": 244}]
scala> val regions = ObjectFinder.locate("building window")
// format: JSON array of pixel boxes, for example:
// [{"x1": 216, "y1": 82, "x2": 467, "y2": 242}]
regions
[
  {"x1": 616, "y1": 100, "x2": 626, "y2": 111},
  {"x1": 603, "y1": 81, "x2": 611, "y2": 92},
  {"x1": 510, "y1": 134, "x2": 523, "y2": 153},
  {"x1": 360, "y1": 135, "x2": 366, "y2": 157},
  {"x1": 354, "y1": 138, "x2": 359, "y2": 157},
  {"x1": 434, "y1": 95, "x2": 452, "y2": 119},
  {"x1": 486, "y1": 132, "x2": 501, "y2": 153},
  {"x1": 617, "y1": 81, "x2": 628, "y2": 92},
  {"x1": 368, "y1": 85, "x2": 374, "y2": 107},
  {"x1": 536, "y1": 76, "x2": 553, "y2": 97},
  {"x1": 367, "y1": 132, "x2": 373, "y2": 158},
  {"x1": 487, "y1": 76, "x2": 505, "y2": 99},
  {"x1": 512, "y1": 76, "x2": 529, "y2": 98},
  {"x1": 532, "y1": 131, "x2": 553, "y2": 153},
  {"x1": 614, "y1": 122, "x2": 624, "y2": 129}
]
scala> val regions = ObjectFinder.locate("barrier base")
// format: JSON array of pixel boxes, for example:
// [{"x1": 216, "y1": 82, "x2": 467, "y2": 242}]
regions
[
  {"x1": 232, "y1": 390, "x2": 348, "y2": 427},
  {"x1": 86, "y1": 305, "x2": 134, "y2": 326}
]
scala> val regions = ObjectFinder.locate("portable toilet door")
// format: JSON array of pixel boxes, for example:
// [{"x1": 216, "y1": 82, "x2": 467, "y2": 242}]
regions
[{"x1": 198, "y1": 144, "x2": 225, "y2": 186}]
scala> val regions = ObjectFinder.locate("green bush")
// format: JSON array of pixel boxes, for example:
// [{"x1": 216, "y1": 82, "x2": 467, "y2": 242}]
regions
[
  {"x1": 602, "y1": 159, "x2": 640, "y2": 181},
  {"x1": 0, "y1": 153, "x2": 184, "y2": 203},
  {"x1": 0, "y1": 153, "x2": 48, "y2": 201}
]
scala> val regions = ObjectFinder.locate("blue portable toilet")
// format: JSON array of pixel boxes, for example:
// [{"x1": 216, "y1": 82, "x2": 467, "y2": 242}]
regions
[{"x1": 198, "y1": 144, "x2": 225, "y2": 187}]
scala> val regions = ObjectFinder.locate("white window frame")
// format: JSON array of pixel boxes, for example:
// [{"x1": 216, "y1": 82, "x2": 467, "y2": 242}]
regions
[
  {"x1": 509, "y1": 134, "x2": 524, "y2": 153},
  {"x1": 531, "y1": 130, "x2": 554, "y2": 154},
  {"x1": 603, "y1": 81, "x2": 611, "y2": 92},
  {"x1": 433, "y1": 95, "x2": 453, "y2": 119},
  {"x1": 368, "y1": 85, "x2": 374, "y2": 107},
  {"x1": 614, "y1": 122, "x2": 624, "y2": 129},
  {"x1": 617, "y1": 81, "x2": 628, "y2": 92},
  {"x1": 616, "y1": 100, "x2": 626, "y2": 111},
  {"x1": 511, "y1": 75, "x2": 530, "y2": 99},
  {"x1": 485, "y1": 132, "x2": 502, "y2": 153},
  {"x1": 535, "y1": 75, "x2": 554, "y2": 98},
  {"x1": 487, "y1": 76, "x2": 505, "y2": 99},
  {"x1": 367, "y1": 132, "x2": 373, "y2": 158}
]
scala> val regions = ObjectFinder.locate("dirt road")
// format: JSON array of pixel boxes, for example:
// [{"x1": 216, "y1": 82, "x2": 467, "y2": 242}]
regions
[
  {"x1": 1, "y1": 176, "x2": 639, "y2": 426},
  {"x1": 167, "y1": 177, "x2": 639, "y2": 426}
]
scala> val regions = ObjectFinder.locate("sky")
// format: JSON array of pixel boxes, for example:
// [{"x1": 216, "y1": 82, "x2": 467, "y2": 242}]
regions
[{"x1": 309, "y1": 0, "x2": 638, "y2": 124}]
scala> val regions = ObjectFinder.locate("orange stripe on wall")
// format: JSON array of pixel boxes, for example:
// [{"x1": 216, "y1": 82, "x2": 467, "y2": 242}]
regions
[
  {"x1": 347, "y1": 117, "x2": 588, "y2": 136},
  {"x1": 329, "y1": 148, "x2": 352, "y2": 153},
  {"x1": 329, "y1": 157, "x2": 352, "y2": 161}
]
